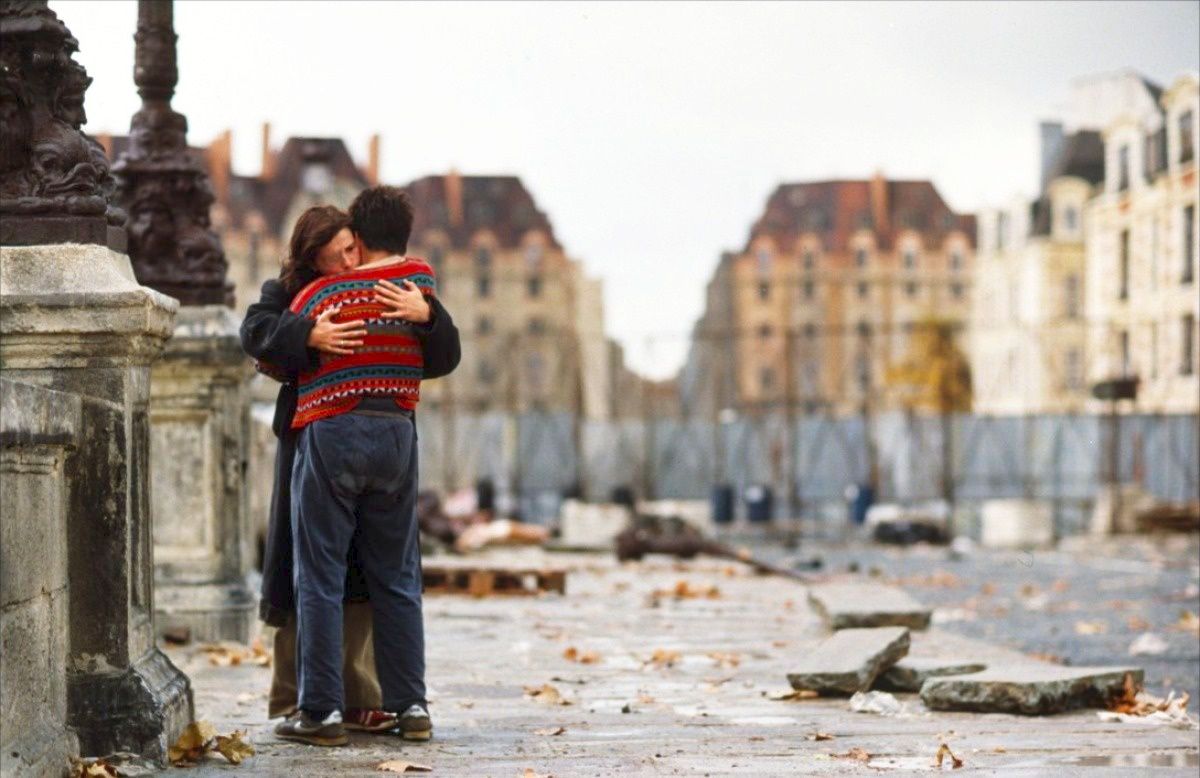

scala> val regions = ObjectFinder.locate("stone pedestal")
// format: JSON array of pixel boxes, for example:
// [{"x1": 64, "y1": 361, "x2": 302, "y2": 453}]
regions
[
  {"x1": 1, "y1": 380, "x2": 82, "y2": 777},
  {"x1": 0, "y1": 244, "x2": 192, "y2": 764},
  {"x1": 149, "y1": 306, "x2": 255, "y2": 643}
]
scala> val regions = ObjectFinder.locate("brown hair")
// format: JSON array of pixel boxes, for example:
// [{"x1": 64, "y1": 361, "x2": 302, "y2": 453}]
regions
[{"x1": 280, "y1": 205, "x2": 351, "y2": 295}]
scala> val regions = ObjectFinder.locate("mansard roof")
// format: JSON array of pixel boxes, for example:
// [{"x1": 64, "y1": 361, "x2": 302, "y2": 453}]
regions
[{"x1": 406, "y1": 174, "x2": 561, "y2": 250}]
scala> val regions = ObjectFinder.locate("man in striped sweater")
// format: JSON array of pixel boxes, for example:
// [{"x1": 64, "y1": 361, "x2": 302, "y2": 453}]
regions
[{"x1": 276, "y1": 187, "x2": 448, "y2": 747}]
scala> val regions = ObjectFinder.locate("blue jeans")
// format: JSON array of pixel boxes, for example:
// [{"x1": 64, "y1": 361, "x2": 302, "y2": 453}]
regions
[{"x1": 290, "y1": 411, "x2": 425, "y2": 714}]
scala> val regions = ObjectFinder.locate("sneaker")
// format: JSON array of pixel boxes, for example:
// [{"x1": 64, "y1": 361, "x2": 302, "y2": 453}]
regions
[
  {"x1": 344, "y1": 708, "x2": 398, "y2": 733},
  {"x1": 398, "y1": 703, "x2": 432, "y2": 741},
  {"x1": 274, "y1": 709, "x2": 348, "y2": 747}
]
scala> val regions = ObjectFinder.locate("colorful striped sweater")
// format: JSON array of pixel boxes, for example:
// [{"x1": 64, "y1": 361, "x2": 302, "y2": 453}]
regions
[{"x1": 287, "y1": 258, "x2": 437, "y2": 429}]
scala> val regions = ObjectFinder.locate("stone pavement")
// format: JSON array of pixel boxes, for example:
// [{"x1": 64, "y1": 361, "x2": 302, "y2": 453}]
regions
[{"x1": 160, "y1": 547, "x2": 1198, "y2": 776}]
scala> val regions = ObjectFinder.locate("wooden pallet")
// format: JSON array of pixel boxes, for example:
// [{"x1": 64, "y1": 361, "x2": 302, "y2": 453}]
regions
[{"x1": 422, "y1": 565, "x2": 566, "y2": 597}]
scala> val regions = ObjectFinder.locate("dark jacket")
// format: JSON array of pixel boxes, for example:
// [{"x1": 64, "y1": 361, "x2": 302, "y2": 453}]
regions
[{"x1": 241, "y1": 277, "x2": 461, "y2": 626}]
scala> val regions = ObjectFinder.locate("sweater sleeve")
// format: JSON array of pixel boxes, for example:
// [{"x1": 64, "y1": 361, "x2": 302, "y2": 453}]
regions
[
  {"x1": 418, "y1": 296, "x2": 461, "y2": 380},
  {"x1": 239, "y1": 279, "x2": 320, "y2": 377}
]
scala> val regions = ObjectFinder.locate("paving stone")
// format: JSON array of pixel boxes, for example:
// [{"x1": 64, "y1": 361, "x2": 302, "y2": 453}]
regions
[
  {"x1": 920, "y1": 664, "x2": 1144, "y2": 715},
  {"x1": 808, "y1": 583, "x2": 931, "y2": 630},
  {"x1": 786, "y1": 627, "x2": 910, "y2": 695},
  {"x1": 874, "y1": 657, "x2": 988, "y2": 692}
]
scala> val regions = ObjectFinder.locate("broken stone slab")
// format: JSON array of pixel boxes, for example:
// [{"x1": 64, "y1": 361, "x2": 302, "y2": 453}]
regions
[
  {"x1": 875, "y1": 657, "x2": 988, "y2": 692},
  {"x1": 787, "y1": 627, "x2": 910, "y2": 695},
  {"x1": 920, "y1": 665, "x2": 1144, "y2": 715},
  {"x1": 808, "y1": 583, "x2": 931, "y2": 630}
]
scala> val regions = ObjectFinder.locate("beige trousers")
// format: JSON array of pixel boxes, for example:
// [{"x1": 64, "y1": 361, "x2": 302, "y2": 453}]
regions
[{"x1": 268, "y1": 601, "x2": 383, "y2": 718}]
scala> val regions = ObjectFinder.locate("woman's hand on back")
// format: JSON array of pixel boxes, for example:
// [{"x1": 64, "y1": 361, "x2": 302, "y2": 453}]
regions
[
  {"x1": 375, "y1": 279, "x2": 432, "y2": 323},
  {"x1": 306, "y1": 307, "x2": 367, "y2": 355}
]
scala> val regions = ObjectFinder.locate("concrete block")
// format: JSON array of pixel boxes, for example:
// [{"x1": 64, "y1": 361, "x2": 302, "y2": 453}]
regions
[
  {"x1": 787, "y1": 627, "x2": 910, "y2": 695},
  {"x1": 808, "y1": 583, "x2": 931, "y2": 630},
  {"x1": 920, "y1": 664, "x2": 1144, "y2": 715},
  {"x1": 558, "y1": 500, "x2": 631, "y2": 549},
  {"x1": 980, "y1": 499, "x2": 1054, "y2": 549},
  {"x1": 875, "y1": 657, "x2": 988, "y2": 693}
]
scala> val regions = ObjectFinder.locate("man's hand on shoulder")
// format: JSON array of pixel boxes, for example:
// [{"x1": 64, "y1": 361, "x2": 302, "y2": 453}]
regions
[{"x1": 375, "y1": 279, "x2": 431, "y2": 324}]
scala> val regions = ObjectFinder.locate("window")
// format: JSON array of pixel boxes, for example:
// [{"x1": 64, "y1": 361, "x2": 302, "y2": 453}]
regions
[
  {"x1": 803, "y1": 281, "x2": 815, "y2": 300},
  {"x1": 1064, "y1": 274, "x2": 1081, "y2": 319},
  {"x1": 905, "y1": 281, "x2": 917, "y2": 298},
  {"x1": 950, "y1": 282, "x2": 964, "y2": 299},
  {"x1": 758, "y1": 323, "x2": 773, "y2": 339},
  {"x1": 1181, "y1": 110, "x2": 1195, "y2": 164},
  {"x1": 1184, "y1": 205, "x2": 1195, "y2": 285},
  {"x1": 756, "y1": 248, "x2": 771, "y2": 275},
  {"x1": 803, "y1": 322, "x2": 818, "y2": 339},
  {"x1": 477, "y1": 316, "x2": 492, "y2": 336},
  {"x1": 524, "y1": 244, "x2": 543, "y2": 267},
  {"x1": 428, "y1": 245, "x2": 444, "y2": 273},
  {"x1": 1151, "y1": 322, "x2": 1159, "y2": 379},
  {"x1": 527, "y1": 275, "x2": 543, "y2": 297},
  {"x1": 1119, "y1": 229, "x2": 1130, "y2": 300},
  {"x1": 1120, "y1": 330, "x2": 1131, "y2": 377},
  {"x1": 996, "y1": 213, "x2": 1009, "y2": 251},
  {"x1": 757, "y1": 281, "x2": 770, "y2": 300},
  {"x1": 760, "y1": 366, "x2": 775, "y2": 392},
  {"x1": 528, "y1": 317, "x2": 545, "y2": 335},
  {"x1": 950, "y1": 250, "x2": 963, "y2": 271},
  {"x1": 474, "y1": 246, "x2": 492, "y2": 269},
  {"x1": 1183, "y1": 314, "x2": 1196, "y2": 376},
  {"x1": 803, "y1": 250, "x2": 816, "y2": 270},
  {"x1": 1065, "y1": 348, "x2": 1083, "y2": 391},
  {"x1": 1118, "y1": 145, "x2": 1130, "y2": 191},
  {"x1": 855, "y1": 248, "x2": 868, "y2": 268},
  {"x1": 857, "y1": 281, "x2": 868, "y2": 298},
  {"x1": 856, "y1": 321, "x2": 872, "y2": 340},
  {"x1": 478, "y1": 360, "x2": 496, "y2": 384},
  {"x1": 1063, "y1": 207, "x2": 1078, "y2": 232},
  {"x1": 855, "y1": 355, "x2": 871, "y2": 391},
  {"x1": 476, "y1": 275, "x2": 491, "y2": 298},
  {"x1": 903, "y1": 250, "x2": 916, "y2": 270}
]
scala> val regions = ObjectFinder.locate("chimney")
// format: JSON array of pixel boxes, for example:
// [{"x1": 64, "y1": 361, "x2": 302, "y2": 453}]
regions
[
  {"x1": 260, "y1": 121, "x2": 275, "y2": 179},
  {"x1": 1039, "y1": 121, "x2": 1064, "y2": 192},
  {"x1": 365, "y1": 133, "x2": 380, "y2": 185},
  {"x1": 445, "y1": 168, "x2": 463, "y2": 227},
  {"x1": 206, "y1": 129, "x2": 232, "y2": 206},
  {"x1": 869, "y1": 171, "x2": 889, "y2": 234}
]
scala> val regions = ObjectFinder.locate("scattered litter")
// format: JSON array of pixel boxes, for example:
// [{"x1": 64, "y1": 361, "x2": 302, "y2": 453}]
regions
[
  {"x1": 167, "y1": 721, "x2": 254, "y2": 766},
  {"x1": 767, "y1": 688, "x2": 819, "y2": 701},
  {"x1": 807, "y1": 732, "x2": 835, "y2": 741},
  {"x1": 200, "y1": 639, "x2": 271, "y2": 667},
  {"x1": 376, "y1": 761, "x2": 433, "y2": 773},
  {"x1": 1103, "y1": 680, "x2": 1198, "y2": 729},
  {"x1": 707, "y1": 651, "x2": 740, "y2": 668},
  {"x1": 849, "y1": 690, "x2": 905, "y2": 716},
  {"x1": 650, "y1": 580, "x2": 721, "y2": 603},
  {"x1": 534, "y1": 726, "x2": 566, "y2": 736},
  {"x1": 214, "y1": 731, "x2": 255, "y2": 766},
  {"x1": 834, "y1": 747, "x2": 871, "y2": 762},
  {"x1": 1128, "y1": 633, "x2": 1169, "y2": 656},
  {"x1": 524, "y1": 683, "x2": 572, "y2": 706},
  {"x1": 70, "y1": 759, "x2": 119, "y2": 778},
  {"x1": 1073, "y1": 620, "x2": 1107, "y2": 635},
  {"x1": 644, "y1": 648, "x2": 681, "y2": 668},
  {"x1": 933, "y1": 742, "x2": 964, "y2": 769}
]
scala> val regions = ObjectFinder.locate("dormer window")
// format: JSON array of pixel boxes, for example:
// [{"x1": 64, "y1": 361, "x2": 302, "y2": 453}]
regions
[
  {"x1": 855, "y1": 248, "x2": 868, "y2": 268},
  {"x1": 1118, "y1": 145, "x2": 1130, "y2": 192},
  {"x1": 474, "y1": 246, "x2": 492, "y2": 269},
  {"x1": 902, "y1": 250, "x2": 916, "y2": 270},
  {"x1": 950, "y1": 249, "x2": 964, "y2": 271},
  {"x1": 1063, "y1": 206, "x2": 1078, "y2": 232},
  {"x1": 756, "y1": 247, "x2": 771, "y2": 276},
  {"x1": 803, "y1": 250, "x2": 816, "y2": 270}
]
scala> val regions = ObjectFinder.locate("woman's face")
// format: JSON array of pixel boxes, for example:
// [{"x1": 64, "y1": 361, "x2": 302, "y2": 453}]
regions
[{"x1": 314, "y1": 227, "x2": 361, "y2": 275}]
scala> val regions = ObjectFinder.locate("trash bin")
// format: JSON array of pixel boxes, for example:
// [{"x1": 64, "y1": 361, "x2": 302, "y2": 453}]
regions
[
  {"x1": 711, "y1": 484, "x2": 734, "y2": 525},
  {"x1": 848, "y1": 483, "x2": 874, "y2": 526},
  {"x1": 744, "y1": 484, "x2": 774, "y2": 523}
]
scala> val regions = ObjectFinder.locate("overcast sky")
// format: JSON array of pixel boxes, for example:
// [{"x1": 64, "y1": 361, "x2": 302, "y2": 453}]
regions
[{"x1": 57, "y1": 0, "x2": 1198, "y2": 379}]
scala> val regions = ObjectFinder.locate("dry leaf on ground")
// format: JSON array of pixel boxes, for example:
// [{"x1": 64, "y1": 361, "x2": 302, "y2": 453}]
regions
[
  {"x1": 562, "y1": 646, "x2": 601, "y2": 664},
  {"x1": 934, "y1": 742, "x2": 964, "y2": 769},
  {"x1": 70, "y1": 759, "x2": 120, "y2": 778},
  {"x1": 522, "y1": 770, "x2": 552, "y2": 778},
  {"x1": 707, "y1": 651, "x2": 740, "y2": 668},
  {"x1": 534, "y1": 726, "x2": 566, "y2": 736},
  {"x1": 168, "y1": 720, "x2": 217, "y2": 765},
  {"x1": 377, "y1": 761, "x2": 433, "y2": 773},
  {"x1": 807, "y1": 732, "x2": 835, "y2": 741},
  {"x1": 768, "y1": 689, "x2": 819, "y2": 701},
  {"x1": 1073, "y1": 620, "x2": 1107, "y2": 635},
  {"x1": 645, "y1": 648, "x2": 681, "y2": 668},
  {"x1": 1174, "y1": 610, "x2": 1200, "y2": 634},
  {"x1": 835, "y1": 747, "x2": 871, "y2": 762},
  {"x1": 214, "y1": 730, "x2": 255, "y2": 765},
  {"x1": 524, "y1": 683, "x2": 571, "y2": 705},
  {"x1": 651, "y1": 580, "x2": 721, "y2": 602}
]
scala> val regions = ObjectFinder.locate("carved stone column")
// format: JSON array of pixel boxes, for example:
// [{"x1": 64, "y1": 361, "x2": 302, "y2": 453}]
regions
[
  {"x1": 113, "y1": 1, "x2": 255, "y2": 642},
  {"x1": 0, "y1": 1, "x2": 192, "y2": 766}
]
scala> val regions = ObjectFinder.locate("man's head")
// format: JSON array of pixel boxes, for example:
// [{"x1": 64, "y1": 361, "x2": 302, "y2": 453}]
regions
[
  {"x1": 348, "y1": 185, "x2": 413, "y2": 257},
  {"x1": 281, "y1": 205, "x2": 360, "y2": 293}
]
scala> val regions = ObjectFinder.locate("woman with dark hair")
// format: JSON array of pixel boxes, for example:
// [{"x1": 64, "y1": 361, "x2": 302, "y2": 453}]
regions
[{"x1": 239, "y1": 203, "x2": 460, "y2": 736}]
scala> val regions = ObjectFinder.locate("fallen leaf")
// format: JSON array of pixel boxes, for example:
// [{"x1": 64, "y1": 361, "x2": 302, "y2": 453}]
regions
[
  {"x1": 562, "y1": 646, "x2": 601, "y2": 664},
  {"x1": 534, "y1": 726, "x2": 566, "y2": 736},
  {"x1": 522, "y1": 770, "x2": 551, "y2": 778},
  {"x1": 1074, "y1": 620, "x2": 1107, "y2": 635},
  {"x1": 524, "y1": 683, "x2": 571, "y2": 705},
  {"x1": 645, "y1": 648, "x2": 681, "y2": 668},
  {"x1": 1126, "y1": 615, "x2": 1151, "y2": 631},
  {"x1": 934, "y1": 742, "x2": 964, "y2": 769},
  {"x1": 768, "y1": 689, "x2": 819, "y2": 701},
  {"x1": 1051, "y1": 579, "x2": 1070, "y2": 592},
  {"x1": 70, "y1": 759, "x2": 120, "y2": 778},
  {"x1": 1174, "y1": 611, "x2": 1200, "y2": 635},
  {"x1": 707, "y1": 651, "x2": 740, "y2": 668},
  {"x1": 214, "y1": 730, "x2": 255, "y2": 765},
  {"x1": 377, "y1": 760, "x2": 434, "y2": 773},
  {"x1": 835, "y1": 747, "x2": 871, "y2": 762},
  {"x1": 980, "y1": 582, "x2": 997, "y2": 596},
  {"x1": 771, "y1": 640, "x2": 789, "y2": 648},
  {"x1": 992, "y1": 746, "x2": 1007, "y2": 753},
  {"x1": 168, "y1": 720, "x2": 217, "y2": 765},
  {"x1": 807, "y1": 732, "x2": 834, "y2": 741},
  {"x1": 650, "y1": 580, "x2": 722, "y2": 602}
]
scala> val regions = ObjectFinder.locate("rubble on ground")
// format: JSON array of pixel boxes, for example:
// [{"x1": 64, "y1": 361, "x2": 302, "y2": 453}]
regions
[
  {"x1": 920, "y1": 665, "x2": 1144, "y2": 715},
  {"x1": 808, "y1": 583, "x2": 931, "y2": 630},
  {"x1": 786, "y1": 626, "x2": 910, "y2": 695}
]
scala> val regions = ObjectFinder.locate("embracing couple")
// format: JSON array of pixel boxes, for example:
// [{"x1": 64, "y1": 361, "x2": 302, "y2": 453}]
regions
[{"x1": 240, "y1": 186, "x2": 461, "y2": 747}]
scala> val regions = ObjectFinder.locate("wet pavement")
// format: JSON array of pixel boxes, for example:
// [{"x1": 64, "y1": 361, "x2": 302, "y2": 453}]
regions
[{"x1": 149, "y1": 536, "x2": 1199, "y2": 776}]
